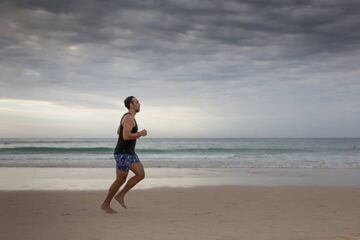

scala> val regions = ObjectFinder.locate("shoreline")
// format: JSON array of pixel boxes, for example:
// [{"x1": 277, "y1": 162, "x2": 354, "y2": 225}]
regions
[{"x1": 1, "y1": 167, "x2": 360, "y2": 190}]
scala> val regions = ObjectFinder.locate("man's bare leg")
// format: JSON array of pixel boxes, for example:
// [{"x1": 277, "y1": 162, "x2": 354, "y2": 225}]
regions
[
  {"x1": 101, "y1": 169, "x2": 128, "y2": 213},
  {"x1": 115, "y1": 162, "x2": 145, "y2": 209}
]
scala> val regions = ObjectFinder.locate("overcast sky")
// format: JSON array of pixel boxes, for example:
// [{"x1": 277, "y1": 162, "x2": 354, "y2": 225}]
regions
[{"x1": 1, "y1": 0, "x2": 360, "y2": 138}]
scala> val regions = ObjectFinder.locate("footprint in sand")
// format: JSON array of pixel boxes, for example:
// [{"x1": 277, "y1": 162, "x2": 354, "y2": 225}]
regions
[
  {"x1": 334, "y1": 234, "x2": 360, "y2": 240},
  {"x1": 350, "y1": 233, "x2": 360, "y2": 239},
  {"x1": 193, "y1": 211, "x2": 211, "y2": 216}
]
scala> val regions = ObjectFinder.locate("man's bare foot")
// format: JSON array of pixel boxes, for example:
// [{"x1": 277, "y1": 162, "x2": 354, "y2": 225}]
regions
[
  {"x1": 115, "y1": 194, "x2": 127, "y2": 209},
  {"x1": 101, "y1": 204, "x2": 118, "y2": 214}
]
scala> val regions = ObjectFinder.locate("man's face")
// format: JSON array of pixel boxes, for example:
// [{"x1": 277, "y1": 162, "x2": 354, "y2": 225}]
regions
[{"x1": 131, "y1": 98, "x2": 140, "y2": 112}]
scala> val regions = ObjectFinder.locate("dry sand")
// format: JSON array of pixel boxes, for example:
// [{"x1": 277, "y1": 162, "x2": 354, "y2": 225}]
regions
[{"x1": 1, "y1": 186, "x2": 360, "y2": 240}]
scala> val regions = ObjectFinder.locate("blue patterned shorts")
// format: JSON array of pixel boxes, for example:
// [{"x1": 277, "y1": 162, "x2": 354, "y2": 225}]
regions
[{"x1": 114, "y1": 153, "x2": 140, "y2": 172}]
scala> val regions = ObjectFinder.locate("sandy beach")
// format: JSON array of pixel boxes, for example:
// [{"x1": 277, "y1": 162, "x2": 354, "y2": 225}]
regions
[
  {"x1": 1, "y1": 186, "x2": 360, "y2": 240},
  {"x1": 1, "y1": 167, "x2": 360, "y2": 239}
]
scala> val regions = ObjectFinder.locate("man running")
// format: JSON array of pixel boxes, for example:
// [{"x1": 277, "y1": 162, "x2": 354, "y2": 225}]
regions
[{"x1": 101, "y1": 96, "x2": 147, "y2": 213}]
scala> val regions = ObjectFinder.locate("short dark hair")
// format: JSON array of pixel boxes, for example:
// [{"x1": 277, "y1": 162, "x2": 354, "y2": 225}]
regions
[{"x1": 124, "y1": 96, "x2": 135, "y2": 109}]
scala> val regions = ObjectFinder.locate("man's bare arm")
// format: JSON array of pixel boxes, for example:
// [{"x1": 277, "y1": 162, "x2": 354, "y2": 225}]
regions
[{"x1": 122, "y1": 115, "x2": 147, "y2": 140}]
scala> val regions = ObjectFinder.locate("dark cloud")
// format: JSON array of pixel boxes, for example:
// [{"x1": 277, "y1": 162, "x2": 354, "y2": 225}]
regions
[
  {"x1": 0, "y1": 0, "x2": 359, "y2": 116},
  {"x1": 2, "y1": 0, "x2": 359, "y2": 49}
]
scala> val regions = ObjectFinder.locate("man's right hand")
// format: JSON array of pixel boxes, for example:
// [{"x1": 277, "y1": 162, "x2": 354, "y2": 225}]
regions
[{"x1": 140, "y1": 129, "x2": 147, "y2": 137}]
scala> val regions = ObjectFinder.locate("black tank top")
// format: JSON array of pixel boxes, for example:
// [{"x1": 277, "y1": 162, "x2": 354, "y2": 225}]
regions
[{"x1": 114, "y1": 113, "x2": 138, "y2": 155}]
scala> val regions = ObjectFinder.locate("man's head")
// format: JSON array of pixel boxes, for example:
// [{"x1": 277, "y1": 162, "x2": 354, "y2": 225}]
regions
[{"x1": 124, "y1": 96, "x2": 140, "y2": 112}]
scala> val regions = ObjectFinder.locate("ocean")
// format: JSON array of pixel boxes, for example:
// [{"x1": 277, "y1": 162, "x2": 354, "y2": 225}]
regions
[{"x1": 0, "y1": 138, "x2": 359, "y2": 169}]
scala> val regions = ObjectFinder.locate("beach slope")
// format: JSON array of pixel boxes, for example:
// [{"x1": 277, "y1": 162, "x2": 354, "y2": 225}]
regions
[{"x1": 1, "y1": 186, "x2": 360, "y2": 240}]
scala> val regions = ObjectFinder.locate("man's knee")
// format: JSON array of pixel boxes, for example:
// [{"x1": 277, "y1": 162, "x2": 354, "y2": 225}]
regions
[
  {"x1": 136, "y1": 171, "x2": 145, "y2": 181},
  {"x1": 116, "y1": 170, "x2": 128, "y2": 181},
  {"x1": 115, "y1": 176, "x2": 127, "y2": 184}
]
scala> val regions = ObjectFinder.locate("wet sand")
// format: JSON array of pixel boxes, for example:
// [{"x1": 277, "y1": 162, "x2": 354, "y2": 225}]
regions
[{"x1": 1, "y1": 167, "x2": 360, "y2": 190}]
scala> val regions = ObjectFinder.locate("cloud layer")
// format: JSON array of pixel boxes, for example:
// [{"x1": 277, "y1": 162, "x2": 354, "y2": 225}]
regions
[{"x1": 1, "y1": 0, "x2": 360, "y2": 137}]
